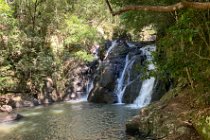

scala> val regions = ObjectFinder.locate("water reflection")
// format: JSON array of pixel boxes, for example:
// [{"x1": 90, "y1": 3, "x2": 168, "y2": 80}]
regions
[{"x1": 0, "y1": 102, "x2": 138, "y2": 140}]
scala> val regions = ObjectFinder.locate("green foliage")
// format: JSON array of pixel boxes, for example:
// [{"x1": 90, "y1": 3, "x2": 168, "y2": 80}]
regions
[
  {"x1": 156, "y1": 10, "x2": 210, "y2": 95},
  {"x1": 110, "y1": 0, "x2": 177, "y2": 33},
  {"x1": 0, "y1": 0, "x2": 12, "y2": 15},
  {"x1": 111, "y1": 0, "x2": 210, "y2": 104},
  {"x1": 73, "y1": 50, "x2": 95, "y2": 62},
  {"x1": 64, "y1": 15, "x2": 99, "y2": 46},
  {"x1": 0, "y1": 0, "x2": 117, "y2": 95}
]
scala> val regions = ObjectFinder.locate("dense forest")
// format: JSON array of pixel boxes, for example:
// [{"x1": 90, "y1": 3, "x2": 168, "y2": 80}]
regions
[
  {"x1": 0, "y1": 0, "x2": 117, "y2": 96},
  {"x1": 0, "y1": 0, "x2": 210, "y2": 139}
]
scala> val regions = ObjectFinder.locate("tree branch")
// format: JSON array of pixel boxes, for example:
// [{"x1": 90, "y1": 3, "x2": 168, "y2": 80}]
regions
[
  {"x1": 193, "y1": 52, "x2": 210, "y2": 61},
  {"x1": 105, "y1": 1, "x2": 210, "y2": 16}
]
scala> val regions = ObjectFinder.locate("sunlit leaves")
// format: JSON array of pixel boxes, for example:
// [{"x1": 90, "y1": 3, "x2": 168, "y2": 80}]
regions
[
  {"x1": 73, "y1": 50, "x2": 95, "y2": 62},
  {"x1": 64, "y1": 15, "x2": 99, "y2": 46},
  {"x1": 0, "y1": 0, "x2": 12, "y2": 16}
]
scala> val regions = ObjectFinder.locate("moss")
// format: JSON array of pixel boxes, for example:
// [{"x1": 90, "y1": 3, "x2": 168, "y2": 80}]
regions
[{"x1": 194, "y1": 116, "x2": 210, "y2": 140}]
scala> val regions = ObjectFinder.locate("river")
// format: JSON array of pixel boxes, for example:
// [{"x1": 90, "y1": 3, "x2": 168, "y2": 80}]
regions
[{"x1": 0, "y1": 102, "x2": 138, "y2": 140}]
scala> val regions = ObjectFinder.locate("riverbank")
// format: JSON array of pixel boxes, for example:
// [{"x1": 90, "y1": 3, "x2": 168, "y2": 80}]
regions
[{"x1": 126, "y1": 86, "x2": 210, "y2": 140}]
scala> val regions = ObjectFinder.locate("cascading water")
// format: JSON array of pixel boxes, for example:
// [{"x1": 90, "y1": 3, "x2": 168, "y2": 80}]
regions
[
  {"x1": 116, "y1": 55, "x2": 129, "y2": 104},
  {"x1": 132, "y1": 77, "x2": 155, "y2": 108},
  {"x1": 130, "y1": 45, "x2": 156, "y2": 108},
  {"x1": 116, "y1": 55, "x2": 136, "y2": 104},
  {"x1": 85, "y1": 79, "x2": 94, "y2": 100},
  {"x1": 104, "y1": 40, "x2": 117, "y2": 60},
  {"x1": 87, "y1": 39, "x2": 157, "y2": 105}
]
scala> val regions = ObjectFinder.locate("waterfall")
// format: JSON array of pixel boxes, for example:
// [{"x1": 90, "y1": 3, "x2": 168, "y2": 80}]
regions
[
  {"x1": 132, "y1": 77, "x2": 155, "y2": 108},
  {"x1": 104, "y1": 40, "x2": 117, "y2": 60},
  {"x1": 130, "y1": 45, "x2": 156, "y2": 108},
  {"x1": 86, "y1": 79, "x2": 94, "y2": 95},
  {"x1": 116, "y1": 55, "x2": 135, "y2": 104},
  {"x1": 84, "y1": 79, "x2": 94, "y2": 101}
]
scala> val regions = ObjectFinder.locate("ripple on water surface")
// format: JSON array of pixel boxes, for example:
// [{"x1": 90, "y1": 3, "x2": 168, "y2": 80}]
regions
[{"x1": 0, "y1": 102, "x2": 138, "y2": 140}]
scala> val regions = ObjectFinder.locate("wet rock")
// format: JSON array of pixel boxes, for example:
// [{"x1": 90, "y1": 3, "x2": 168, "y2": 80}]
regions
[
  {"x1": 88, "y1": 40, "x2": 155, "y2": 104},
  {"x1": 0, "y1": 94, "x2": 40, "y2": 108},
  {"x1": 88, "y1": 84, "x2": 117, "y2": 103},
  {"x1": 151, "y1": 78, "x2": 171, "y2": 102},
  {"x1": 106, "y1": 44, "x2": 129, "y2": 59},
  {"x1": 64, "y1": 58, "x2": 97, "y2": 101},
  {"x1": 0, "y1": 112, "x2": 23, "y2": 123},
  {"x1": 99, "y1": 65, "x2": 115, "y2": 89},
  {"x1": 123, "y1": 55, "x2": 144, "y2": 103},
  {"x1": 123, "y1": 80, "x2": 142, "y2": 103}
]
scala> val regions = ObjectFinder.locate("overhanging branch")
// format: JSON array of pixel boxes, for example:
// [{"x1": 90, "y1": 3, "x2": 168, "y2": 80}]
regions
[{"x1": 105, "y1": 0, "x2": 210, "y2": 16}]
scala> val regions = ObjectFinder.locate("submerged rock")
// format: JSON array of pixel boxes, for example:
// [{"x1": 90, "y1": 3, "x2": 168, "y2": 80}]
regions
[{"x1": 0, "y1": 112, "x2": 23, "y2": 123}]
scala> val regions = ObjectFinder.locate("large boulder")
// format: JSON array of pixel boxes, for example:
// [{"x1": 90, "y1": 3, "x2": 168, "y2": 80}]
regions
[
  {"x1": 126, "y1": 89, "x2": 201, "y2": 140},
  {"x1": 99, "y1": 64, "x2": 116, "y2": 89},
  {"x1": 88, "y1": 84, "x2": 117, "y2": 103},
  {"x1": 151, "y1": 76, "x2": 172, "y2": 102},
  {"x1": 88, "y1": 63, "x2": 117, "y2": 103},
  {"x1": 123, "y1": 80, "x2": 142, "y2": 103}
]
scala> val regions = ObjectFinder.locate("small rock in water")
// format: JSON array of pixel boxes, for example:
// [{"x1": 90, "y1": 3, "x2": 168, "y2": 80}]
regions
[
  {"x1": 0, "y1": 105, "x2": 13, "y2": 113},
  {"x1": 0, "y1": 112, "x2": 23, "y2": 123},
  {"x1": 71, "y1": 93, "x2": 76, "y2": 98}
]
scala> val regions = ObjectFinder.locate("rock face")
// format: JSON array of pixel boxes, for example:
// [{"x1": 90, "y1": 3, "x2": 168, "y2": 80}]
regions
[
  {"x1": 151, "y1": 77, "x2": 172, "y2": 102},
  {"x1": 88, "y1": 39, "x2": 157, "y2": 104},
  {"x1": 88, "y1": 62, "x2": 119, "y2": 103},
  {"x1": 0, "y1": 95, "x2": 40, "y2": 108},
  {"x1": 63, "y1": 58, "x2": 98, "y2": 101}
]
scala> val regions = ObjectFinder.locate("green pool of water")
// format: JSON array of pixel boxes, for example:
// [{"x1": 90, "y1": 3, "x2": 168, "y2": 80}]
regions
[{"x1": 0, "y1": 102, "x2": 138, "y2": 140}]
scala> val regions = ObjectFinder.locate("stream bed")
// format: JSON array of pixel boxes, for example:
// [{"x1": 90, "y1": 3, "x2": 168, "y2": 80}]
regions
[{"x1": 0, "y1": 102, "x2": 138, "y2": 140}]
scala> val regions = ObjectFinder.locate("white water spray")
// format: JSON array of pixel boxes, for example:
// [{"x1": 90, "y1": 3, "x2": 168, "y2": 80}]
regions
[
  {"x1": 129, "y1": 45, "x2": 156, "y2": 108},
  {"x1": 85, "y1": 79, "x2": 94, "y2": 100},
  {"x1": 104, "y1": 40, "x2": 117, "y2": 60},
  {"x1": 116, "y1": 55, "x2": 136, "y2": 104}
]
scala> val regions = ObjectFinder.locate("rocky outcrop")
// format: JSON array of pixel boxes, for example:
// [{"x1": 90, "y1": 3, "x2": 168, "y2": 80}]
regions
[
  {"x1": 63, "y1": 58, "x2": 96, "y2": 101},
  {"x1": 0, "y1": 94, "x2": 39, "y2": 108},
  {"x1": 88, "y1": 39, "x2": 156, "y2": 104},
  {"x1": 126, "y1": 88, "x2": 201, "y2": 140},
  {"x1": 88, "y1": 62, "x2": 118, "y2": 103},
  {"x1": 151, "y1": 77, "x2": 172, "y2": 102}
]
